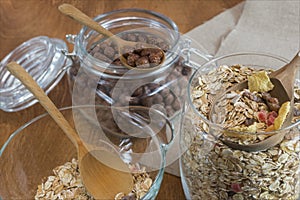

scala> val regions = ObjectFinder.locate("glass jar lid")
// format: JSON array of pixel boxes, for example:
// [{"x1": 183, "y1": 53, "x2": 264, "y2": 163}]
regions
[{"x1": 0, "y1": 36, "x2": 72, "y2": 112}]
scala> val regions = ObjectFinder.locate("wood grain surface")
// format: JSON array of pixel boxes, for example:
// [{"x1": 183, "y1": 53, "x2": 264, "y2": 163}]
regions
[{"x1": 0, "y1": 0, "x2": 243, "y2": 199}]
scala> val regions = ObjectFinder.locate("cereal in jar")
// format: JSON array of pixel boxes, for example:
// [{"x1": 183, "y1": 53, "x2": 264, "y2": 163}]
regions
[{"x1": 180, "y1": 53, "x2": 300, "y2": 200}]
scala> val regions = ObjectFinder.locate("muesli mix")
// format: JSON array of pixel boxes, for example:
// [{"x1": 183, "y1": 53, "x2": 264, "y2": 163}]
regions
[
  {"x1": 35, "y1": 158, "x2": 153, "y2": 200},
  {"x1": 182, "y1": 64, "x2": 300, "y2": 199}
]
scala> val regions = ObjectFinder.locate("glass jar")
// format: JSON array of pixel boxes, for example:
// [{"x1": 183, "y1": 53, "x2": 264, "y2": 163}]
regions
[
  {"x1": 65, "y1": 8, "x2": 210, "y2": 171},
  {"x1": 180, "y1": 52, "x2": 300, "y2": 200},
  {"x1": 66, "y1": 8, "x2": 209, "y2": 117}
]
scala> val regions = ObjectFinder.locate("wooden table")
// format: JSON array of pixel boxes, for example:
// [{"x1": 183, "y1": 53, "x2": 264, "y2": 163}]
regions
[{"x1": 0, "y1": 0, "x2": 242, "y2": 199}]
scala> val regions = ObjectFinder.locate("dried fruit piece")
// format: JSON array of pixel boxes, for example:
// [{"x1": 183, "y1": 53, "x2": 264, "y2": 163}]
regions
[
  {"x1": 248, "y1": 71, "x2": 274, "y2": 93},
  {"x1": 258, "y1": 110, "x2": 268, "y2": 122},
  {"x1": 262, "y1": 92, "x2": 281, "y2": 112},
  {"x1": 267, "y1": 111, "x2": 278, "y2": 126},
  {"x1": 265, "y1": 124, "x2": 275, "y2": 132},
  {"x1": 231, "y1": 183, "x2": 242, "y2": 193},
  {"x1": 274, "y1": 101, "x2": 291, "y2": 130}
]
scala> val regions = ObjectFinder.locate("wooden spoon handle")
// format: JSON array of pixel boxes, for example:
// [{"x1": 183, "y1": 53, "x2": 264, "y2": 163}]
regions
[
  {"x1": 6, "y1": 62, "x2": 80, "y2": 148},
  {"x1": 270, "y1": 51, "x2": 300, "y2": 78},
  {"x1": 270, "y1": 51, "x2": 300, "y2": 99},
  {"x1": 58, "y1": 4, "x2": 115, "y2": 39}
]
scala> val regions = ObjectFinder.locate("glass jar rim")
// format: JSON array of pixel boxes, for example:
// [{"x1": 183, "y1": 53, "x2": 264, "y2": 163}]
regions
[{"x1": 188, "y1": 51, "x2": 300, "y2": 134}]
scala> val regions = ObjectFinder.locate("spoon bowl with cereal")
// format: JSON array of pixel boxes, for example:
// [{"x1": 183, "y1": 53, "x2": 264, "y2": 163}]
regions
[
  {"x1": 58, "y1": 4, "x2": 165, "y2": 71},
  {"x1": 6, "y1": 62, "x2": 134, "y2": 199},
  {"x1": 210, "y1": 51, "x2": 300, "y2": 152}
]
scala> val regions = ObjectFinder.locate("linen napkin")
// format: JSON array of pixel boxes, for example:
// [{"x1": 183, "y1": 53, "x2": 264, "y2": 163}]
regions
[
  {"x1": 216, "y1": 0, "x2": 300, "y2": 59},
  {"x1": 166, "y1": 0, "x2": 300, "y2": 177},
  {"x1": 185, "y1": 1, "x2": 245, "y2": 56}
]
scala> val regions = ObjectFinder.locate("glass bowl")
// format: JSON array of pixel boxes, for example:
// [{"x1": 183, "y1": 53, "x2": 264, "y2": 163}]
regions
[
  {"x1": 0, "y1": 105, "x2": 174, "y2": 200},
  {"x1": 180, "y1": 52, "x2": 300, "y2": 200}
]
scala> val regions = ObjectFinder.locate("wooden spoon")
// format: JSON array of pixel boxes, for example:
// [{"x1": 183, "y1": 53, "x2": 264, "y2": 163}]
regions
[
  {"x1": 6, "y1": 62, "x2": 133, "y2": 199},
  {"x1": 58, "y1": 3, "x2": 165, "y2": 71},
  {"x1": 210, "y1": 51, "x2": 300, "y2": 152}
]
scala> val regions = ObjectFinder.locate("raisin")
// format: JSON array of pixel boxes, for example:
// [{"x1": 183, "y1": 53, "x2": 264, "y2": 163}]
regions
[
  {"x1": 262, "y1": 92, "x2": 272, "y2": 101},
  {"x1": 268, "y1": 102, "x2": 280, "y2": 112},
  {"x1": 262, "y1": 92, "x2": 280, "y2": 112},
  {"x1": 244, "y1": 118, "x2": 256, "y2": 126},
  {"x1": 268, "y1": 97, "x2": 279, "y2": 104}
]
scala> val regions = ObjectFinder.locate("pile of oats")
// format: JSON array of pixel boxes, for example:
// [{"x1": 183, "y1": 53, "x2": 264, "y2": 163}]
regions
[
  {"x1": 115, "y1": 165, "x2": 153, "y2": 200},
  {"x1": 181, "y1": 64, "x2": 300, "y2": 199},
  {"x1": 35, "y1": 159, "x2": 93, "y2": 200},
  {"x1": 35, "y1": 159, "x2": 152, "y2": 200}
]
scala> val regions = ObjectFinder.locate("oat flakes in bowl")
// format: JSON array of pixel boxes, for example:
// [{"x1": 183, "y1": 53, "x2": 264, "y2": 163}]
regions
[
  {"x1": 0, "y1": 105, "x2": 174, "y2": 200},
  {"x1": 35, "y1": 158, "x2": 153, "y2": 200}
]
